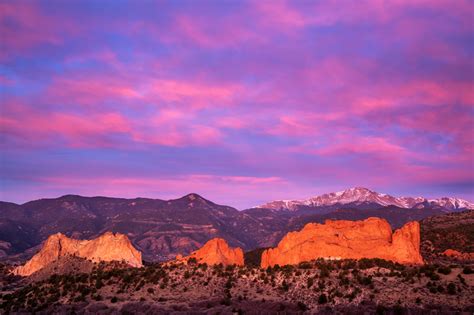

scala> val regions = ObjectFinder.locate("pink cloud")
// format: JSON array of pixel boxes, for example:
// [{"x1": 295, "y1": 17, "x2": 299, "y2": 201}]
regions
[
  {"x1": 267, "y1": 115, "x2": 320, "y2": 137},
  {"x1": 150, "y1": 13, "x2": 264, "y2": 49},
  {"x1": 0, "y1": 3, "x2": 60, "y2": 48},
  {"x1": 0, "y1": 101, "x2": 224, "y2": 148},
  {"x1": 302, "y1": 136, "x2": 407, "y2": 157},
  {"x1": 215, "y1": 116, "x2": 250, "y2": 129},
  {"x1": 149, "y1": 79, "x2": 241, "y2": 108},
  {"x1": 64, "y1": 50, "x2": 122, "y2": 69},
  {"x1": 0, "y1": 107, "x2": 132, "y2": 148},
  {"x1": 42, "y1": 68, "x2": 243, "y2": 111},
  {"x1": 0, "y1": 2, "x2": 82, "y2": 61},
  {"x1": 253, "y1": 0, "x2": 309, "y2": 29},
  {"x1": 44, "y1": 75, "x2": 141, "y2": 107}
]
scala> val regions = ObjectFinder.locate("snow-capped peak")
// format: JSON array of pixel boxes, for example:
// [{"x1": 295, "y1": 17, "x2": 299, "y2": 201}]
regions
[{"x1": 255, "y1": 187, "x2": 474, "y2": 211}]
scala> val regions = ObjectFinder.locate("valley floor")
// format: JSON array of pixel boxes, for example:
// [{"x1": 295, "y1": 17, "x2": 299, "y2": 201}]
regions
[{"x1": 1, "y1": 258, "x2": 473, "y2": 314}]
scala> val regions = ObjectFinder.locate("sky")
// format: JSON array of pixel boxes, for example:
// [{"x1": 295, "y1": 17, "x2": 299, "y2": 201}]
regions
[{"x1": 0, "y1": 0, "x2": 473, "y2": 209}]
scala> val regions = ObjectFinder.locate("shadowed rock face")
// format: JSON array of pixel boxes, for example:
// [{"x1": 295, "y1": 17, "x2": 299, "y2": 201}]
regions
[
  {"x1": 261, "y1": 217, "x2": 423, "y2": 268},
  {"x1": 13, "y1": 232, "x2": 142, "y2": 276},
  {"x1": 178, "y1": 238, "x2": 244, "y2": 266}
]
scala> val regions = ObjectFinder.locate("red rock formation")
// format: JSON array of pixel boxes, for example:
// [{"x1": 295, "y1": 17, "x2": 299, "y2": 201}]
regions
[
  {"x1": 177, "y1": 238, "x2": 244, "y2": 266},
  {"x1": 261, "y1": 217, "x2": 423, "y2": 268},
  {"x1": 443, "y1": 249, "x2": 474, "y2": 260},
  {"x1": 13, "y1": 232, "x2": 142, "y2": 276}
]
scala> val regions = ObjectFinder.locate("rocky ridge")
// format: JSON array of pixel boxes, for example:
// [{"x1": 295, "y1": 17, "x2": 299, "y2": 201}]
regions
[
  {"x1": 261, "y1": 217, "x2": 423, "y2": 267},
  {"x1": 13, "y1": 232, "x2": 142, "y2": 276}
]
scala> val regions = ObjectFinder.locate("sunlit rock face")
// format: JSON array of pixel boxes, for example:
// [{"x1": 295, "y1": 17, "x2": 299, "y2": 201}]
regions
[
  {"x1": 13, "y1": 232, "x2": 142, "y2": 276},
  {"x1": 177, "y1": 238, "x2": 244, "y2": 266},
  {"x1": 443, "y1": 249, "x2": 474, "y2": 260},
  {"x1": 261, "y1": 217, "x2": 423, "y2": 268}
]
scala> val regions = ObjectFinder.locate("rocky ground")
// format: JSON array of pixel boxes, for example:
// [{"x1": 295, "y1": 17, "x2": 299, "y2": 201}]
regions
[{"x1": 1, "y1": 257, "x2": 473, "y2": 314}]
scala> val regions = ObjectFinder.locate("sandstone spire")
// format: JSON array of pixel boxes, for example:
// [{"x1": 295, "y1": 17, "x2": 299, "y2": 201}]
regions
[
  {"x1": 177, "y1": 238, "x2": 244, "y2": 266},
  {"x1": 13, "y1": 232, "x2": 143, "y2": 276},
  {"x1": 261, "y1": 217, "x2": 423, "y2": 268}
]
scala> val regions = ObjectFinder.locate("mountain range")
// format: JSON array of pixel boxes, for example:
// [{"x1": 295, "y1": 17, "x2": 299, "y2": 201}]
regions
[
  {"x1": 0, "y1": 187, "x2": 472, "y2": 262},
  {"x1": 256, "y1": 187, "x2": 473, "y2": 212}
]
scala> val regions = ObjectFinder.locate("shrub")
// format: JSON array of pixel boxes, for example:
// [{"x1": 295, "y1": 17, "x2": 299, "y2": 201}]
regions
[
  {"x1": 437, "y1": 266, "x2": 451, "y2": 275},
  {"x1": 220, "y1": 298, "x2": 231, "y2": 306},
  {"x1": 307, "y1": 277, "x2": 314, "y2": 289},
  {"x1": 111, "y1": 296, "x2": 118, "y2": 303},
  {"x1": 358, "y1": 276, "x2": 372, "y2": 286},
  {"x1": 95, "y1": 279, "x2": 104, "y2": 289},
  {"x1": 320, "y1": 268, "x2": 330, "y2": 278},
  {"x1": 339, "y1": 277, "x2": 350, "y2": 286},
  {"x1": 462, "y1": 266, "x2": 473, "y2": 274},
  {"x1": 225, "y1": 278, "x2": 233, "y2": 289},
  {"x1": 297, "y1": 301, "x2": 308, "y2": 311},
  {"x1": 437, "y1": 285, "x2": 445, "y2": 293},
  {"x1": 430, "y1": 273, "x2": 440, "y2": 281},
  {"x1": 318, "y1": 294, "x2": 328, "y2": 304},
  {"x1": 447, "y1": 283, "x2": 456, "y2": 295},
  {"x1": 199, "y1": 263, "x2": 208, "y2": 272},
  {"x1": 298, "y1": 262, "x2": 312, "y2": 269},
  {"x1": 376, "y1": 305, "x2": 387, "y2": 315},
  {"x1": 358, "y1": 258, "x2": 375, "y2": 269}
]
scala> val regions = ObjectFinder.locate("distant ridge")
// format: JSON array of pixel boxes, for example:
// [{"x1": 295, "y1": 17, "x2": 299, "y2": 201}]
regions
[{"x1": 256, "y1": 187, "x2": 474, "y2": 212}]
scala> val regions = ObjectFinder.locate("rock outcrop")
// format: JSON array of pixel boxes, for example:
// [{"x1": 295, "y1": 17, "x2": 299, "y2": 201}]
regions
[
  {"x1": 443, "y1": 249, "x2": 474, "y2": 260},
  {"x1": 261, "y1": 217, "x2": 423, "y2": 268},
  {"x1": 177, "y1": 238, "x2": 244, "y2": 266},
  {"x1": 13, "y1": 232, "x2": 142, "y2": 276}
]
